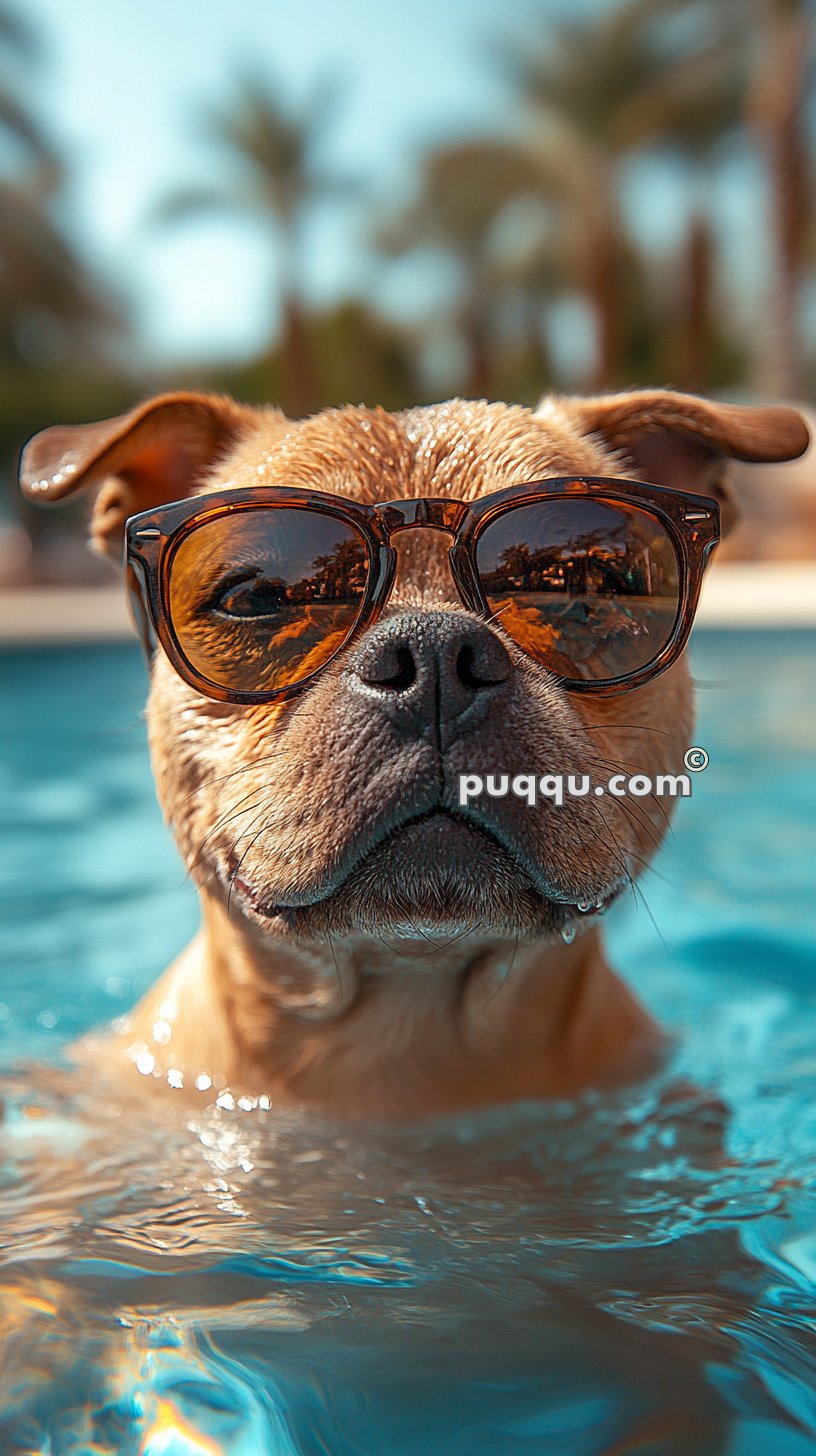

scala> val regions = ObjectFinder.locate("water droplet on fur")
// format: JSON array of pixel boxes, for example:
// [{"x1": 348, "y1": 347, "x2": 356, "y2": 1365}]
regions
[
  {"x1": 577, "y1": 899, "x2": 593, "y2": 914},
  {"x1": 561, "y1": 924, "x2": 576, "y2": 945}
]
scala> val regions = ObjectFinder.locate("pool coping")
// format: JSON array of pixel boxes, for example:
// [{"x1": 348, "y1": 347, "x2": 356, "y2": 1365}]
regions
[{"x1": 0, "y1": 563, "x2": 815, "y2": 644}]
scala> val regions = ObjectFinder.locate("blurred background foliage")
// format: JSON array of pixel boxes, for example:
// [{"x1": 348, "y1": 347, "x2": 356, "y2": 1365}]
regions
[{"x1": 1, "y1": 0, "x2": 815, "y2": 579}]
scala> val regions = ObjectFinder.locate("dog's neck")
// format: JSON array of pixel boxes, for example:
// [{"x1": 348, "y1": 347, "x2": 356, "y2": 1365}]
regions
[{"x1": 92, "y1": 892, "x2": 660, "y2": 1117}]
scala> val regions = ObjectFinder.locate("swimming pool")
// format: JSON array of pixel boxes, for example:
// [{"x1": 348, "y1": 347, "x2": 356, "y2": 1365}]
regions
[{"x1": 1, "y1": 630, "x2": 815, "y2": 1453}]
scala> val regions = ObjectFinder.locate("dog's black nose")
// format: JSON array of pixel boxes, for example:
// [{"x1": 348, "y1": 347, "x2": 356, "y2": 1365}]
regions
[{"x1": 344, "y1": 611, "x2": 511, "y2": 746}]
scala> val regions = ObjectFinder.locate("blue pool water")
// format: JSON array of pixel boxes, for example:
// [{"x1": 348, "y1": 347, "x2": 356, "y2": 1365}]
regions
[{"x1": 1, "y1": 630, "x2": 815, "y2": 1454}]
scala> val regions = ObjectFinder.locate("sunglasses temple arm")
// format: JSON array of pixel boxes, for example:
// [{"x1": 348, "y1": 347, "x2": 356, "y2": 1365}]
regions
[
  {"x1": 701, "y1": 534, "x2": 721, "y2": 575},
  {"x1": 125, "y1": 556, "x2": 159, "y2": 665}
]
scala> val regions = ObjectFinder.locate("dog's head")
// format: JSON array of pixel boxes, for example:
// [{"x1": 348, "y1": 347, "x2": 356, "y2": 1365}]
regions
[{"x1": 21, "y1": 391, "x2": 808, "y2": 947}]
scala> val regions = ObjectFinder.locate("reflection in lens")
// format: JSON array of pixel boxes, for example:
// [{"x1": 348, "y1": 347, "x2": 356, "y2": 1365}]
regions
[
  {"x1": 168, "y1": 507, "x2": 367, "y2": 694},
  {"x1": 475, "y1": 498, "x2": 680, "y2": 682}
]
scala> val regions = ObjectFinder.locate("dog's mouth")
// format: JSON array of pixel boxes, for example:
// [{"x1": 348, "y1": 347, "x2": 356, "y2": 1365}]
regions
[{"x1": 221, "y1": 807, "x2": 624, "y2": 938}]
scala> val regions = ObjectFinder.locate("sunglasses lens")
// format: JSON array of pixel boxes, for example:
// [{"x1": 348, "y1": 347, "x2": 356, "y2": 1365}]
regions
[
  {"x1": 168, "y1": 507, "x2": 368, "y2": 695},
  {"x1": 475, "y1": 497, "x2": 681, "y2": 684}
]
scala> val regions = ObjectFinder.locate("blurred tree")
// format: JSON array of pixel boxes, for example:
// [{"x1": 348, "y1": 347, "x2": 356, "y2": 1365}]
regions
[
  {"x1": 0, "y1": 5, "x2": 52, "y2": 165},
  {"x1": 500, "y1": 0, "x2": 668, "y2": 389},
  {"x1": 608, "y1": 0, "x2": 749, "y2": 391},
  {"x1": 0, "y1": 6, "x2": 121, "y2": 369},
  {"x1": 373, "y1": 141, "x2": 554, "y2": 399},
  {"x1": 503, "y1": 0, "x2": 753, "y2": 391},
  {"x1": 156, "y1": 72, "x2": 359, "y2": 418},
  {"x1": 0, "y1": 2, "x2": 130, "y2": 567},
  {"x1": 748, "y1": 0, "x2": 815, "y2": 398},
  {"x1": 0, "y1": 169, "x2": 123, "y2": 369}
]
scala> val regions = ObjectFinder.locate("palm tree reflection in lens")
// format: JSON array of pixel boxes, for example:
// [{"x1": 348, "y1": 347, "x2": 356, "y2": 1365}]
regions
[
  {"x1": 476, "y1": 499, "x2": 680, "y2": 683},
  {"x1": 168, "y1": 509, "x2": 368, "y2": 694}
]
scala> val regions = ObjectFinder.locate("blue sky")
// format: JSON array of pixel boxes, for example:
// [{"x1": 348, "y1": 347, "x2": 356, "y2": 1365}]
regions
[{"x1": 25, "y1": 0, "x2": 603, "y2": 366}]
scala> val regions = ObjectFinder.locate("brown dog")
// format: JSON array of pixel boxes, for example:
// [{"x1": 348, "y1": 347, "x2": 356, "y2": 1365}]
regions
[{"x1": 20, "y1": 389, "x2": 808, "y2": 1120}]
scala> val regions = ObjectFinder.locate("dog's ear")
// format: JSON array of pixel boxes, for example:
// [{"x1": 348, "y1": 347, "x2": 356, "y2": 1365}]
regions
[
  {"x1": 558, "y1": 388, "x2": 810, "y2": 534},
  {"x1": 19, "y1": 391, "x2": 281, "y2": 561}
]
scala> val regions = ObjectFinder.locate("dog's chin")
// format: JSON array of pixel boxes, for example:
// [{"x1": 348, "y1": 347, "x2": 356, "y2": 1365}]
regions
[{"x1": 225, "y1": 813, "x2": 619, "y2": 942}]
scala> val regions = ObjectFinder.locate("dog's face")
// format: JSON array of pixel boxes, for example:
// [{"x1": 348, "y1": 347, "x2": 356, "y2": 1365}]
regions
[
  {"x1": 22, "y1": 390, "x2": 808, "y2": 948},
  {"x1": 149, "y1": 400, "x2": 691, "y2": 944}
]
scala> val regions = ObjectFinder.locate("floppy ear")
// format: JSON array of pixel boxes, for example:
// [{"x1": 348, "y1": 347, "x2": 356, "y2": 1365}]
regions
[
  {"x1": 559, "y1": 388, "x2": 810, "y2": 535},
  {"x1": 19, "y1": 391, "x2": 279, "y2": 562}
]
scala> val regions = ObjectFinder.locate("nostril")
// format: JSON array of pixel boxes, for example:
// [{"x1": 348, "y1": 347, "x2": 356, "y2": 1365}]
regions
[
  {"x1": 456, "y1": 643, "x2": 508, "y2": 691},
  {"x1": 362, "y1": 645, "x2": 417, "y2": 692},
  {"x1": 346, "y1": 612, "x2": 512, "y2": 734}
]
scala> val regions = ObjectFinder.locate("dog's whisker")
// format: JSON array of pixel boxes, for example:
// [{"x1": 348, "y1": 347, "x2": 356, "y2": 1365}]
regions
[
  {"x1": 483, "y1": 601, "x2": 515, "y2": 627},
  {"x1": 222, "y1": 791, "x2": 283, "y2": 895},
  {"x1": 578, "y1": 765, "x2": 662, "y2": 858},
  {"x1": 327, "y1": 930, "x2": 343, "y2": 997},
  {"x1": 373, "y1": 930, "x2": 411, "y2": 960},
  {"x1": 194, "y1": 790, "x2": 268, "y2": 844},
  {"x1": 579, "y1": 799, "x2": 638, "y2": 891},
  {"x1": 584, "y1": 828, "x2": 635, "y2": 898},
  {"x1": 181, "y1": 746, "x2": 296, "y2": 800},
  {"x1": 227, "y1": 811, "x2": 277, "y2": 922},
  {"x1": 584, "y1": 756, "x2": 679, "y2": 840},
  {"x1": 582, "y1": 752, "x2": 673, "y2": 848},
  {"x1": 581, "y1": 742, "x2": 684, "y2": 837},
  {"x1": 580, "y1": 724, "x2": 683, "y2": 741},
  {"x1": 226, "y1": 798, "x2": 279, "y2": 865},
  {"x1": 186, "y1": 790, "x2": 273, "y2": 875},
  {"x1": 589, "y1": 784, "x2": 667, "y2": 856},
  {"x1": 370, "y1": 928, "x2": 475, "y2": 962},
  {"x1": 406, "y1": 920, "x2": 476, "y2": 952},
  {"x1": 482, "y1": 932, "x2": 520, "y2": 1005},
  {"x1": 183, "y1": 801, "x2": 274, "y2": 889},
  {"x1": 411, "y1": 923, "x2": 480, "y2": 955},
  {"x1": 179, "y1": 702, "x2": 331, "y2": 808},
  {"x1": 629, "y1": 879, "x2": 671, "y2": 958}
]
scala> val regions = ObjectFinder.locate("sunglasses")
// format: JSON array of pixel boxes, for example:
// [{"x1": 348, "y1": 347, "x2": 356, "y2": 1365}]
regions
[{"x1": 124, "y1": 477, "x2": 720, "y2": 705}]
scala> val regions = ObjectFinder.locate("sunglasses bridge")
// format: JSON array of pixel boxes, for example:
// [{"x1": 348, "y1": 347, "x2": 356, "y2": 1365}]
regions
[{"x1": 373, "y1": 497, "x2": 469, "y2": 536}]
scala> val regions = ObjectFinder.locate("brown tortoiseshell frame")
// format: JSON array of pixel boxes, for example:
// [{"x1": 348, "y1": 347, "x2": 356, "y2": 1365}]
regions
[{"x1": 124, "y1": 476, "x2": 721, "y2": 705}]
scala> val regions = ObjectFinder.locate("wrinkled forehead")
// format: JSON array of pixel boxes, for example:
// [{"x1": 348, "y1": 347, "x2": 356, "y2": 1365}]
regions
[{"x1": 205, "y1": 399, "x2": 620, "y2": 504}]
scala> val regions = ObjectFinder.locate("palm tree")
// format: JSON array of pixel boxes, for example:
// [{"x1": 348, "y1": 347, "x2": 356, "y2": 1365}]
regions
[
  {"x1": 0, "y1": 2, "x2": 127, "y2": 545},
  {"x1": 156, "y1": 72, "x2": 357, "y2": 417},
  {"x1": 748, "y1": 0, "x2": 814, "y2": 398},
  {"x1": 0, "y1": 5, "x2": 123, "y2": 368},
  {"x1": 0, "y1": 172, "x2": 123, "y2": 366},
  {"x1": 503, "y1": 0, "x2": 750, "y2": 390},
  {"x1": 0, "y1": 5, "x2": 51, "y2": 166},
  {"x1": 611, "y1": 3, "x2": 749, "y2": 391},
  {"x1": 500, "y1": 0, "x2": 666, "y2": 388},
  {"x1": 373, "y1": 140, "x2": 554, "y2": 399}
]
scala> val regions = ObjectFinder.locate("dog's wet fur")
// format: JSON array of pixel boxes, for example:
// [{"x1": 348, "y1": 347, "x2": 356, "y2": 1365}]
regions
[{"x1": 21, "y1": 389, "x2": 809, "y2": 1118}]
